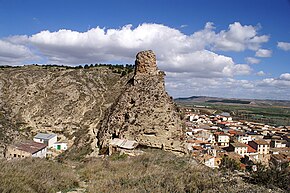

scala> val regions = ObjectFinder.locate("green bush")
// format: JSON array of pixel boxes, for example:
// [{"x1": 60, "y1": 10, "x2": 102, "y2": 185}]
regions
[{"x1": 220, "y1": 156, "x2": 241, "y2": 171}]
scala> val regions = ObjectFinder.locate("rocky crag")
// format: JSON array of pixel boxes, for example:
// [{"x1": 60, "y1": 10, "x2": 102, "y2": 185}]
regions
[
  {"x1": 98, "y1": 50, "x2": 185, "y2": 153},
  {"x1": 0, "y1": 50, "x2": 185, "y2": 159}
]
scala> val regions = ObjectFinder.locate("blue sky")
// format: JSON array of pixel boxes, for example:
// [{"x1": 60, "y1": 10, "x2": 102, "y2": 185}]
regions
[{"x1": 0, "y1": 0, "x2": 290, "y2": 100}]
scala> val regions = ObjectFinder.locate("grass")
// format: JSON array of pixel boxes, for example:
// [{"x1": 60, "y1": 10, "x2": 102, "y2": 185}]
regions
[
  {"x1": 0, "y1": 149, "x2": 285, "y2": 193},
  {"x1": 77, "y1": 150, "x2": 220, "y2": 193},
  {"x1": 0, "y1": 158, "x2": 78, "y2": 193},
  {"x1": 76, "y1": 149, "x2": 281, "y2": 193}
]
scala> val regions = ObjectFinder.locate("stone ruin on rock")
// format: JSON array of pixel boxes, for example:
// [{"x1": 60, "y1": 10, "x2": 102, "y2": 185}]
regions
[{"x1": 98, "y1": 50, "x2": 185, "y2": 154}]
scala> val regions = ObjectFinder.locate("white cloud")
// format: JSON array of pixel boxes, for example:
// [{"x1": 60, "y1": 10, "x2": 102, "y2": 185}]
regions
[
  {"x1": 0, "y1": 39, "x2": 38, "y2": 65},
  {"x1": 166, "y1": 73, "x2": 290, "y2": 100},
  {"x1": 256, "y1": 71, "x2": 266, "y2": 76},
  {"x1": 2, "y1": 22, "x2": 286, "y2": 99},
  {"x1": 245, "y1": 57, "x2": 260, "y2": 64},
  {"x1": 3, "y1": 22, "x2": 261, "y2": 78},
  {"x1": 212, "y1": 22, "x2": 269, "y2": 51},
  {"x1": 258, "y1": 73, "x2": 290, "y2": 88},
  {"x1": 159, "y1": 50, "x2": 251, "y2": 77},
  {"x1": 255, "y1": 49, "x2": 272, "y2": 57},
  {"x1": 277, "y1": 42, "x2": 290, "y2": 51},
  {"x1": 280, "y1": 73, "x2": 290, "y2": 80}
]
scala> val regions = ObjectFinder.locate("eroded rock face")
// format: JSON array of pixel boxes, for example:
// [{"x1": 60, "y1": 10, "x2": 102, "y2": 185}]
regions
[
  {"x1": 0, "y1": 50, "x2": 185, "y2": 159},
  {"x1": 0, "y1": 66, "x2": 133, "y2": 159},
  {"x1": 98, "y1": 50, "x2": 185, "y2": 153}
]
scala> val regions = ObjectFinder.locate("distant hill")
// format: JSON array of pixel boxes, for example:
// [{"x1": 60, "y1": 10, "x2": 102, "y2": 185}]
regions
[{"x1": 175, "y1": 96, "x2": 290, "y2": 107}]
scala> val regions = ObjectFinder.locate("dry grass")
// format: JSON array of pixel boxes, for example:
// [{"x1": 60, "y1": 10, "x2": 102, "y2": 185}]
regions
[
  {"x1": 0, "y1": 158, "x2": 78, "y2": 193},
  {"x1": 77, "y1": 150, "x2": 277, "y2": 193},
  {"x1": 0, "y1": 150, "x2": 284, "y2": 193}
]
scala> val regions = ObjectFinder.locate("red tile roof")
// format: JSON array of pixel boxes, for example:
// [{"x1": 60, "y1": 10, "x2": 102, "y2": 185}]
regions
[
  {"x1": 192, "y1": 146, "x2": 203, "y2": 150},
  {"x1": 246, "y1": 144, "x2": 256, "y2": 153},
  {"x1": 228, "y1": 130, "x2": 237, "y2": 135}
]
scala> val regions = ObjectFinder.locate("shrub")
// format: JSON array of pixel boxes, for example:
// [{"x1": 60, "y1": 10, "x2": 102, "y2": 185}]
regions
[
  {"x1": 220, "y1": 156, "x2": 241, "y2": 171},
  {"x1": 250, "y1": 162, "x2": 290, "y2": 191}
]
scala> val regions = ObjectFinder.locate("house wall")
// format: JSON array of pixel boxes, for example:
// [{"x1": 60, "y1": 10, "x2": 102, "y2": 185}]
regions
[
  {"x1": 257, "y1": 144, "x2": 269, "y2": 154},
  {"x1": 234, "y1": 147, "x2": 247, "y2": 157},
  {"x1": 270, "y1": 140, "x2": 287, "y2": 148},
  {"x1": 47, "y1": 136, "x2": 57, "y2": 148},
  {"x1": 249, "y1": 141, "x2": 269, "y2": 154},
  {"x1": 33, "y1": 136, "x2": 57, "y2": 148},
  {"x1": 5, "y1": 146, "x2": 31, "y2": 159},
  {"x1": 32, "y1": 148, "x2": 47, "y2": 158},
  {"x1": 217, "y1": 135, "x2": 229, "y2": 147},
  {"x1": 53, "y1": 143, "x2": 67, "y2": 150},
  {"x1": 237, "y1": 135, "x2": 251, "y2": 144}
]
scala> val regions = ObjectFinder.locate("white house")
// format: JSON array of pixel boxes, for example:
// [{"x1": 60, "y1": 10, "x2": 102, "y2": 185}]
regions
[
  {"x1": 236, "y1": 133, "x2": 251, "y2": 144},
  {"x1": 214, "y1": 132, "x2": 230, "y2": 147},
  {"x1": 53, "y1": 142, "x2": 68, "y2": 151},
  {"x1": 229, "y1": 142, "x2": 248, "y2": 157},
  {"x1": 270, "y1": 139, "x2": 287, "y2": 148},
  {"x1": 33, "y1": 133, "x2": 57, "y2": 148}
]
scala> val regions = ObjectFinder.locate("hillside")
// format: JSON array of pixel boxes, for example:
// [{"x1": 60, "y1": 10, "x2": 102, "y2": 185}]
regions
[
  {"x1": 0, "y1": 149, "x2": 285, "y2": 193},
  {"x1": 0, "y1": 50, "x2": 184, "y2": 159},
  {"x1": 175, "y1": 96, "x2": 290, "y2": 107},
  {"x1": 0, "y1": 64, "x2": 132, "y2": 158}
]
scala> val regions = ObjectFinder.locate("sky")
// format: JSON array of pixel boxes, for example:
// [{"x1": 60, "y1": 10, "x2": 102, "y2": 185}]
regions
[{"x1": 0, "y1": 0, "x2": 290, "y2": 100}]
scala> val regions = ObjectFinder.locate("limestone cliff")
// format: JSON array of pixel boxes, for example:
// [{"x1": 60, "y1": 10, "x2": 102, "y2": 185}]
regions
[{"x1": 98, "y1": 50, "x2": 185, "y2": 153}]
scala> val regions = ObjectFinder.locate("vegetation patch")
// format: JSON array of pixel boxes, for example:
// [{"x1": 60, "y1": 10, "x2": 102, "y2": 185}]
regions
[{"x1": 0, "y1": 158, "x2": 78, "y2": 193}]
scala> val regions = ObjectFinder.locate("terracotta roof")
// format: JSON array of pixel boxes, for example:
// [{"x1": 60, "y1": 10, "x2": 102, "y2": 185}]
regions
[
  {"x1": 246, "y1": 144, "x2": 257, "y2": 153},
  {"x1": 187, "y1": 140, "x2": 204, "y2": 144},
  {"x1": 215, "y1": 132, "x2": 227, "y2": 135},
  {"x1": 14, "y1": 141, "x2": 47, "y2": 154},
  {"x1": 228, "y1": 130, "x2": 237, "y2": 135},
  {"x1": 192, "y1": 146, "x2": 203, "y2": 150},
  {"x1": 219, "y1": 122, "x2": 229, "y2": 125}
]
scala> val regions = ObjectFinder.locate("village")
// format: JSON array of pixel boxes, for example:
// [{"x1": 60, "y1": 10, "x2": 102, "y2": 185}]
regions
[
  {"x1": 183, "y1": 108, "x2": 290, "y2": 171},
  {"x1": 4, "y1": 107, "x2": 290, "y2": 173}
]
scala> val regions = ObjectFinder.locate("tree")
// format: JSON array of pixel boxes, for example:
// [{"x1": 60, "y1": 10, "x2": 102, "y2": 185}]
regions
[{"x1": 220, "y1": 156, "x2": 241, "y2": 171}]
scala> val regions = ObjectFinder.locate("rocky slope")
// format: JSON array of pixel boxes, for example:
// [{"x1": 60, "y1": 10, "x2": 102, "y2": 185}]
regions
[
  {"x1": 0, "y1": 65, "x2": 132, "y2": 158},
  {"x1": 0, "y1": 108, "x2": 20, "y2": 158},
  {"x1": 0, "y1": 50, "x2": 184, "y2": 158},
  {"x1": 98, "y1": 50, "x2": 184, "y2": 153}
]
